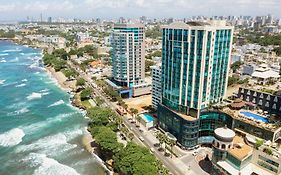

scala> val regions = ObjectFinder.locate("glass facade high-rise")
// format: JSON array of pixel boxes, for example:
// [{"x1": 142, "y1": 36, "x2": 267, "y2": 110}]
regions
[
  {"x1": 161, "y1": 21, "x2": 233, "y2": 117},
  {"x1": 158, "y1": 21, "x2": 234, "y2": 148},
  {"x1": 111, "y1": 23, "x2": 145, "y2": 87}
]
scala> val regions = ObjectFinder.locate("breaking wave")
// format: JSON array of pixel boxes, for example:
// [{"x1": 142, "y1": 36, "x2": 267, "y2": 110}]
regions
[
  {"x1": 0, "y1": 128, "x2": 25, "y2": 147},
  {"x1": 48, "y1": 100, "x2": 65, "y2": 108}
]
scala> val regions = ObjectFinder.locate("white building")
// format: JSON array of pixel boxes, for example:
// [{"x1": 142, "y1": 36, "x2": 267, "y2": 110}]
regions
[
  {"x1": 151, "y1": 64, "x2": 161, "y2": 109},
  {"x1": 111, "y1": 23, "x2": 145, "y2": 87},
  {"x1": 252, "y1": 64, "x2": 280, "y2": 85}
]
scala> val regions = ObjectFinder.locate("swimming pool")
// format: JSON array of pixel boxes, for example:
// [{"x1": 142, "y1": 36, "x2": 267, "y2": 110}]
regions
[
  {"x1": 141, "y1": 113, "x2": 155, "y2": 123},
  {"x1": 240, "y1": 111, "x2": 269, "y2": 123}
]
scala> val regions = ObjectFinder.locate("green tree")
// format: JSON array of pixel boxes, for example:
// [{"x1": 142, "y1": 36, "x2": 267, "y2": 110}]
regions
[
  {"x1": 120, "y1": 127, "x2": 129, "y2": 136},
  {"x1": 166, "y1": 138, "x2": 177, "y2": 158},
  {"x1": 255, "y1": 139, "x2": 264, "y2": 149},
  {"x1": 127, "y1": 132, "x2": 134, "y2": 141},
  {"x1": 95, "y1": 96, "x2": 104, "y2": 106},
  {"x1": 151, "y1": 50, "x2": 162, "y2": 57},
  {"x1": 145, "y1": 60, "x2": 155, "y2": 72},
  {"x1": 113, "y1": 143, "x2": 158, "y2": 175},
  {"x1": 228, "y1": 76, "x2": 239, "y2": 86},
  {"x1": 129, "y1": 108, "x2": 138, "y2": 121},
  {"x1": 80, "y1": 88, "x2": 92, "y2": 101},
  {"x1": 53, "y1": 49, "x2": 69, "y2": 60},
  {"x1": 76, "y1": 78, "x2": 86, "y2": 87},
  {"x1": 231, "y1": 61, "x2": 243, "y2": 73},
  {"x1": 94, "y1": 126, "x2": 123, "y2": 155},
  {"x1": 145, "y1": 25, "x2": 161, "y2": 39},
  {"x1": 136, "y1": 115, "x2": 142, "y2": 126},
  {"x1": 156, "y1": 131, "x2": 167, "y2": 152}
]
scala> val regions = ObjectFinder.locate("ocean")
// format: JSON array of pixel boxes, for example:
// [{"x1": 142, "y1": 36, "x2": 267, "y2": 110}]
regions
[{"x1": 0, "y1": 41, "x2": 106, "y2": 175}]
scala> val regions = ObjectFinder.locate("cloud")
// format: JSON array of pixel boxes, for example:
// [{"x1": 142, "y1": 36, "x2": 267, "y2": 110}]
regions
[
  {"x1": 0, "y1": 4, "x2": 16, "y2": 12},
  {"x1": 0, "y1": 0, "x2": 280, "y2": 20}
]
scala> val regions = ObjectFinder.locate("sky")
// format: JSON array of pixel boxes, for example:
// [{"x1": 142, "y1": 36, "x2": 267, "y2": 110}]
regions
[{"x1": 0, "y1": 0, "x2": 280, "y2": 21}]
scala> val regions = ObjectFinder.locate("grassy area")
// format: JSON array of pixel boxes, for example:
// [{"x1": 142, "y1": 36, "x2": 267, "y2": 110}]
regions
[
  {"x1": 73, "y1": 93, "x2": 93, "y2": 110},
  {"x1": 81, "y1": 100, "x2": 92, "y2": 109}
]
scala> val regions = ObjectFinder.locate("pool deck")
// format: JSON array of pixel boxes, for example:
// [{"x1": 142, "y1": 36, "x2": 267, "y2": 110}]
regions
[
  {"x1": 221, "y1": 107, "x2": 279, "y2": 132},
  {"x1": 240, "y1": 111, "x2": 269, "y2": 123}
]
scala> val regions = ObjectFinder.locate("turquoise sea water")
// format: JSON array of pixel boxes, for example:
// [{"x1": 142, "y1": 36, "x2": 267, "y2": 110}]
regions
[{"x1": 0, "y1": 41, "x2": 105, "y2": 175}]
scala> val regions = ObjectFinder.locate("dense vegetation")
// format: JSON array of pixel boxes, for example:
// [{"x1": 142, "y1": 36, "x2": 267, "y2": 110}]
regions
[
  {"x1": 242, "y1": 30, "x2": 281, "y2": 56},
  {"x1": 69, "y1": 45, "x2": 99, "y2": 58},
  {"x1": 228, "y1": 76, "x2": 249, "y2": 86},
  {"x1": 231, "y1": 61, "x2": 243, "y2": 73},
  {"x1": 43, "y1": 53, "x2": 67, "y2": 71},
  {"x1": 146, "y1": 25, "x2": 162, "y2": 39},
  {"x1": 76, "y1": 78, "x2": 86, "y2": 87},
  {"x1": 87, "y1": 107, "x2": 169, "y2": 175},
  {"x1": 146, "y1": 50, "x2": 162, "y2": 60},
  {"x1": 80, "y1": 88, "x2": 92, "y2": 101},
  {"x1": 145, "y1": 60, "x2": 156, "y2": 72},
  {"x1": 0, "y1": 30, "x2": 16, "y2": 38}
]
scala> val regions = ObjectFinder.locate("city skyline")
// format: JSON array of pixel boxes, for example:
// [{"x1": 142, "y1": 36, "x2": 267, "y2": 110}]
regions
[{"x1": 0, "y1": 0, "x2": 281, "y2": 21}]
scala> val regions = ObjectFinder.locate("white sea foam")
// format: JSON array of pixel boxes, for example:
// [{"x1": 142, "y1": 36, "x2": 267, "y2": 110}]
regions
[
  {"x1": 0, "y1": 59, "x2": 6, "y2": 63},
  {"x1": 15, "y1": 83, "x2": 26, "y2": 87},
  {"x1": 0, "y1": 53, "x2": 9, "y2": 56},
  {"x1": 22, "y1": 79, "x2": 28, "y2": 82},
  {"x1": 2, "y1": 49, "x2": 21, "y2": 53},
  {"x1": 29, "y1": 62, "x2": 38, "y2": 69},
  {"x1": 22, "y1": 112, "x2": 79, "y2": 134},
  {"x1": 8, "y1": 107, "x2": 29, "y2": 116},
  {"x1": 0, "y1": 128, "x2": 25, "y2": 147},
  {"x1": 0, "y1": 79, "x2": 5, "y2": 85},
  {"x1": 26, "y1": 93, "x2": 42, "y2": 100},
  {"x1": 39, "y1": 88, "x2": 49, "y2": 92},
  {"x1": 26, "y1": 92, "x2": 49, "y2": 100},
  {"x1": 24, "y1": 153, "x2": 80, "y2": 175},
  {"x1": 9, "y1": 57, "x2": 19, "y2": 62},
  {"x1": 48, "y1": 100, "x2": 65, "y2": 108},
  {"x1": 16, "y1": 129, "x2": 80, "y2": 155}
]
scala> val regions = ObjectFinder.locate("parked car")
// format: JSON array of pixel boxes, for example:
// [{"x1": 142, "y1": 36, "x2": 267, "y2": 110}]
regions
[{"x1": 139, "y1": 136, "x2": 144, "y2": 142}]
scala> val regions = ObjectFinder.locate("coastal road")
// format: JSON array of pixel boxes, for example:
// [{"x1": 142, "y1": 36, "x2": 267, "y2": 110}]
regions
[{"x1": 67, "y1": 61, "x2": 188, "y2": 175}]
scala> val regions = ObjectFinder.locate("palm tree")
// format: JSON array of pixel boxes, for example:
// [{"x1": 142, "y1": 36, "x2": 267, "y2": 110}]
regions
[
  {"x1": 128, "y1": 132, "x2": 134, "y2": 141},
  {"x1": 120, "y1": 127, "x2": 129, "y2": 136},
  {"x1": 136, "y1": 115, "x2": 142, "y2": 127},
  {"x1": 129, "y1": 108, "x2": 138, "y2": 121},
  {"x1": 167, "y1": 138, "x2": 176, "y2": 158},
  {"x1": 115, "y1": 116, "x2": 123, "y2": 130},
  {"x1": 156, "y1": 131, "x2": 166, "y2": 152}
]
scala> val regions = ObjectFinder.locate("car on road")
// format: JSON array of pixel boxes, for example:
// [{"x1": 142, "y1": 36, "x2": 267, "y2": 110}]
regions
[
  {"x1": 139, "y1": 136, "x2": 144, "y2": 142},
  {"x1": 150, "y1": 148, "x2": 155, "y2": 153}
]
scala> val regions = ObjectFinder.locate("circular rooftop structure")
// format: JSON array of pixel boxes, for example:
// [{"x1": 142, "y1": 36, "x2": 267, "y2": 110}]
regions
[{"x1": 214, "y1": 127, "x2": 235, "y2": 142}]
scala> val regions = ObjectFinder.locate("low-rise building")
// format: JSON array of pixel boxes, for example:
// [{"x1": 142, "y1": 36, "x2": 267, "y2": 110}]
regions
[
  {"x1": 251, "y1": 64, "x2": 280, "y2": 85},
  {"x1": 213, "y1": 128, "x2": 281, "y2": 175},
  {"x1": 242, "y1": 64, "x2": 256, "y2": 75}
]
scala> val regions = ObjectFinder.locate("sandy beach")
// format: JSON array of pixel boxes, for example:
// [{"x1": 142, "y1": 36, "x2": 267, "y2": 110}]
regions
[{"x1": 45, "y1": 66, "x2": 76, "y2": 92}]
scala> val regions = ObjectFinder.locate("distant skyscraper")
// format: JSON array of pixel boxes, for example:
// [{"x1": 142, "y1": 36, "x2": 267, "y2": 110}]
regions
[
  {"x1": 48, "y1": 17, "x2": 52, "y2": 23},
  {"x1": 266, "y1": 14, "x2": 273, "y2": 25},
  {"x1": 40, "y1": 13, "x2": 43, "y2": 22},
  {"x1": 140, "y1": 16, "x2": 147, "y2": 24},
  {"x1": 111, "y1": 23, "x2": 145, "y2": 88},
  {"x1": 158, "y1": 21, "x2": 234, "y2": 148},
  {"x1": 118, "y1": 17, "x2": 126, "y2": 24}
]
